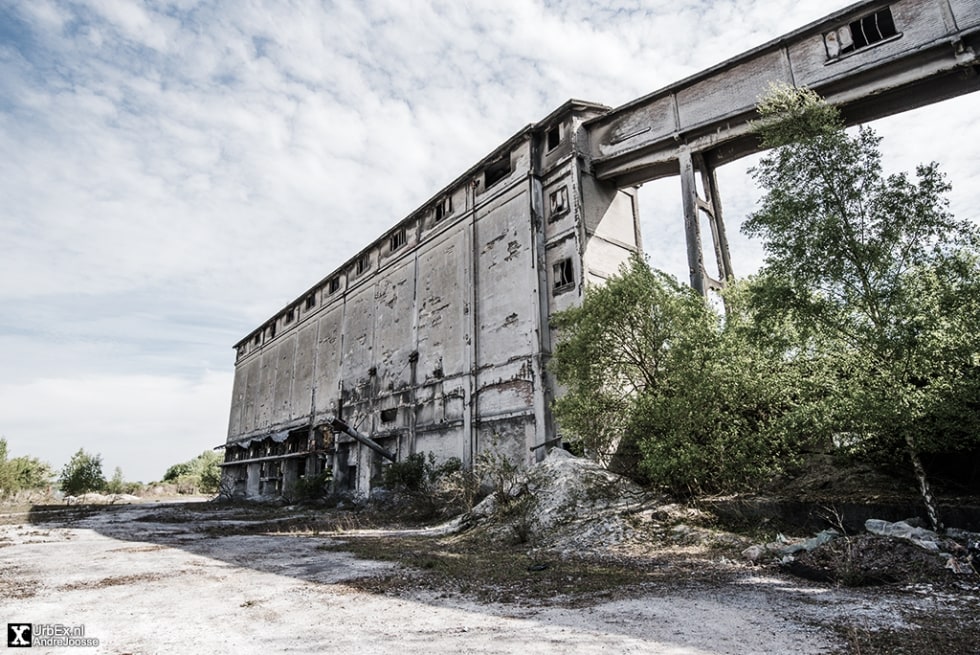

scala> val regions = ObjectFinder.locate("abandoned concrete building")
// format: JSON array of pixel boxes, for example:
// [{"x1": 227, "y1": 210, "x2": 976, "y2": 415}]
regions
[{"x1": 221, "y1": 0, "x2": 980, "y2": 498}]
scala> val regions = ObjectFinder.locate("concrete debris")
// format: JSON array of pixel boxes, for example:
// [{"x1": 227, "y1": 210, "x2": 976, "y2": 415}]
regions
[
  {"x1": 742, "y1": 529, "x2": 841, "y2": 562},
  {"x1": 864, "y1": 519, "x2": 940, "y2": 551}
]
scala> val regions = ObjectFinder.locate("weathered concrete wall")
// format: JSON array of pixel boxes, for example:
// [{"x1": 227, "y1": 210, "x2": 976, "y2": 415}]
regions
[{"x1": 224, "y1": 101, "x2": 626, "y2": 497}]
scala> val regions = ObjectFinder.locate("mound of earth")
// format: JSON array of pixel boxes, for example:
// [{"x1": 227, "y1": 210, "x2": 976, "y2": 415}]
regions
[
  {"x1": 782, "y1": 533, "x2": 958, "y2": 585},
  {"x1": 464, "y1": 449, "x2": 648, "y2": 550}
]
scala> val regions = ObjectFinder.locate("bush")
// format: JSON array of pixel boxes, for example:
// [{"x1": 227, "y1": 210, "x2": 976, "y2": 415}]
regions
[{"x1": 59, "y1": 449, "x2": 106, "y2": 495}]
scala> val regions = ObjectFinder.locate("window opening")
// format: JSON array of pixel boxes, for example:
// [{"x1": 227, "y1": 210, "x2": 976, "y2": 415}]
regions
[
  {"x1": 547, "y1": 125, "x2": 561, "y2": 151},
  {"x1": 824, "y1": 7, "x2": 897, "y2": 59},
  {"x1": 553, "y1": 258, "x2": 574, "y2": 293},
  {"x1": 484, "y1": 155, "x2": 512, "y2": 188},
  {"x1": 328, "y1": 278, "x2": 340, "y2": 294},
  {"x1": 380, "y1": 407, "x2": 398, "y2": 423},
  {"x1": 434, "y1": 195, "x2": 453, "y2": 222},
  {"x1": 389, "y1": 229, "x2": 406, "y2": 252},
  {"x1": 356, "y1": 255, "x2": 370, "y2": 275},
  {"x1": 285, "y1": 308, "x2": 295, "y2": 324},
  {"x1": 549, "y1": 187, "x2": 569, "y2": 221},
  {"x1": 253, "y1": 334, "x2": 261, "y2": 346},
  {"x1": 305, "y1": 294, "x2": 316, "y2": 310},
  {"x1": 268, "y1": 322, "x2": 276, "y2": 339}
]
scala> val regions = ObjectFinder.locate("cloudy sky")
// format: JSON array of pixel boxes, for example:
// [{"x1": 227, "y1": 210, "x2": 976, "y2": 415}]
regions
[{"x1": 1, "y1": 0, "x2": 977, "y2": 483}]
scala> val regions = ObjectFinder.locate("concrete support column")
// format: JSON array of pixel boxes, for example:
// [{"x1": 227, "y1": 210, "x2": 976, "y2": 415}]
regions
[{"x1": 679, "y1": 150, "x2": 734, "y2": 295}]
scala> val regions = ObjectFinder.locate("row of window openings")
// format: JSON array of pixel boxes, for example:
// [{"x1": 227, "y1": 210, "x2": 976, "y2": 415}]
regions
[
  {"x1": 242, "y1": 256, "x2": 576, "y2": 354},
  {"x1": 245, "y1": 185, "x2": 567, "y2": 352},
  {"x1": 823, "y1": 7, "x2": 898, "y2": 60}
]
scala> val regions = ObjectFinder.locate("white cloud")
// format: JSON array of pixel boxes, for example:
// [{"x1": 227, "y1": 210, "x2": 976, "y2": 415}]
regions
[{"x1": 1, "y1": 0, "x2": 977, "y2": 481}]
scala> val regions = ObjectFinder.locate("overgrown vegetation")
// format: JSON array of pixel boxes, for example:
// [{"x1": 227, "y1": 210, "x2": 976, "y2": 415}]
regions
[
  {"x1": 381, "y1": 453, "x2": 479, "y2": 519},
  {"x1": 551, "y1": 84, "x2": 980, "y2": 519},
  {"x1": 59, "y1": 448, "x2": 107, "y2": 496},
  {"x1": 162, "y1": 450, "x2": 222, "y2": 494},
  {"x1": 0, "y1": 438, "x2": 52, "y2": 497}
]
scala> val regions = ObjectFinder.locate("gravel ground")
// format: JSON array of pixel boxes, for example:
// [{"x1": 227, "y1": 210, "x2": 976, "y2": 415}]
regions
[{"x1": 2, "y1": 500, "x2": 976, "y2": 654}]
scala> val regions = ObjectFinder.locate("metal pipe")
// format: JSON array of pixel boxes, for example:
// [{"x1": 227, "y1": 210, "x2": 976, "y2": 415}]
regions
[{"x1": 328, "y1": 417, "x2": 397, "y2": 462}]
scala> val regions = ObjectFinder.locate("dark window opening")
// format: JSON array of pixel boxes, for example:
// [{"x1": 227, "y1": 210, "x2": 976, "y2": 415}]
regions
[
  {"x1": 305, "y1": 294, "x2": 316, "y2": 310},
  {"x1": 380, "y1": 407, "x2": 398, "y2": 423},
  {"x1": 484, "y1": 155, "x2": 512, "y2": 188},
  {"x1": 547, "y1": 125, "x2": 561, "y2": 151},
  {"x1": 549, "y1": 187, "x2": 569, "y2": 220},
  {"x1": 328, "y1": 278, "x2": 340, "y2": 294},
  {"x1": 285, "y1": 308, "x2": 295, "y2": 324},
  {"x1": 389, "y1": 229, "x2": 406, "y2": 252},
  {"x1": 434, "y1": 196, "x2": 453, "y2": 222},
  {"x1": 268, "y1": 322, "x2": 277, "y2": 339},
  {"x1": 553, "y1": 258, "x2": 574, "y2": 293},
  {"x1": 253, "y1": 334, "x2": 261, "y2": 346},
  {"x1": 356, "y1": 255, "x2": 370, "y2": 275},
  {"x1": 824, "y1": 7, "x2": 897, "y2": 59}
]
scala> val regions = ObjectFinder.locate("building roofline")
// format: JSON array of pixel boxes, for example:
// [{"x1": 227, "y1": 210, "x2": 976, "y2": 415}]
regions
[
  {"x1": 234, "y1": 98, "x2": 608, "y2": 349},
  {"x1": 583, "y1": 0, "x2": 887, "y2": 128}
]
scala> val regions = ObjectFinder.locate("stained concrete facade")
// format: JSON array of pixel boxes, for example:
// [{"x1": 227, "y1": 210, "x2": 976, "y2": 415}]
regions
[
  {"x1": 221, "y1": 101, "x2": 642, "y2": 498},
  {"x1": 222, "y1": 0, "x2": 980, "y2": 498}
]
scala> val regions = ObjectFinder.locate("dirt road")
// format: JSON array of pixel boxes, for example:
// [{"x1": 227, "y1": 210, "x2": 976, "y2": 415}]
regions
[{"x1": 0, "y1": 502, "x2": 965, "y2": 654}]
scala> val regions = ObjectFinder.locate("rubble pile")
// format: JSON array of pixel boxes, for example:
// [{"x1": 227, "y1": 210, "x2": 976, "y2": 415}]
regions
[
  {"x1": 742, "y1": 518, "x2": 980, "y2": 585},
  {"x1": 463, "y1": 449, "x2": 650, "y2": 553}
]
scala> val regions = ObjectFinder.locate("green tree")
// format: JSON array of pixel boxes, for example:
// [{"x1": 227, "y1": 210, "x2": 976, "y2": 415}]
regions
[
  {"x1": 550, "y1": 255, "x2": 711, "y2": 463},
  {"x1": 550, "y1": 256, "x2": 807, "y2": 494},
  {"x1": 163, "y1": 451, "x2": 222, "y2": 494},
  {"x1": 59, "y1": 449, "x2": 106, "y2": 495},
  {"x1": 743, "y1": 84, "x2": 980, "y2": 530},
  {"x1": 0, "y1": 438, "x2": 53, "y2": 496}
]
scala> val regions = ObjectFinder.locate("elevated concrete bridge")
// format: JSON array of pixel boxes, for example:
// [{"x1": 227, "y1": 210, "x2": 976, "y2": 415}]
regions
[{"x1": 583, "y1": 0, "x2": 980, "y2": 293}]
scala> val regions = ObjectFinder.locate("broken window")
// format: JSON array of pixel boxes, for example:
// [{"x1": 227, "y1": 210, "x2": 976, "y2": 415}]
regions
[
  {"x1": 484, "y1": 155, "x2": 512, "y2": 188},
  {"x1": 356, "y1": 255, "x2": 370, "y2": 275},
  {"x1": 434, "y1": 195, "x2": 453, "y2": 222},
  {"x1": 824, "y1": 7, "x2": 898, "y2": 59},
  {"x1": 305, "y1": 294, "x2": 316, "y2": 310},
  {"x1": 328, "y1": 277, "x2": 340, "y2": 294},
  {"x1": 389, "y1": 229, "x2": 406, "y2": 252},
  {"x1": 547, "y1": 124, "x2": 562, "y2": 151},
  {"x1": 380, "y1": 407, "x2": 398, "y2": 423},
  {"x1": 549, "y1": 186, "x2": 569, "y2": 221},
  {"x1": 553, "y1": 257, "x2": 575, "y2": 293}
]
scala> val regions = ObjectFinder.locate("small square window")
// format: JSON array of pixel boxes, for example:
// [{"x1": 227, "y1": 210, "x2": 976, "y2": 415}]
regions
[
  {"x1": 547, "y1": 125, "x2": 561, "y2": 151},
  {"x1": 389, "y1": 229, "x2": 406, "y2": 252},
  {"x1": 380, "y1": 407, "x2": 398, "y2": 423},
  {"x1": 328, "y1": 278, "x2": 341, "y2": 294},
  {"x1": 356, "y1": 255, "x2": 371, "y2": 275},
  {"x1": 305, "y1": 294, "x2": 316, "y2": 310},
  {"x1": 553, "y1": 258, "x2": 574, "y2": 293},
  {"x1": 484, "y1": 155, "x2": 512, "y2": 188},
  {"x1": 549, "y1": 187, "x2": 569, "y2": 221},
  {"x1": 434, "y1": 196, "x2": 453, "y2": 222}
]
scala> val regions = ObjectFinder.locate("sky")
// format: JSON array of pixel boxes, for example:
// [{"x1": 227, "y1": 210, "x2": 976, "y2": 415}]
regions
[{"x1": 1, "y1": 0, "x2": 977, "y2": 483}]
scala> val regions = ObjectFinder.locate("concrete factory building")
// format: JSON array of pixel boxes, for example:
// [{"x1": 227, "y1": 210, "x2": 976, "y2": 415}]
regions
[
  {"x1": 221, "y1": 100, "x2": 642, "y2": 498},
  {"x1": 222, "y1": 0, "x2": 980, "y2": 498}
]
